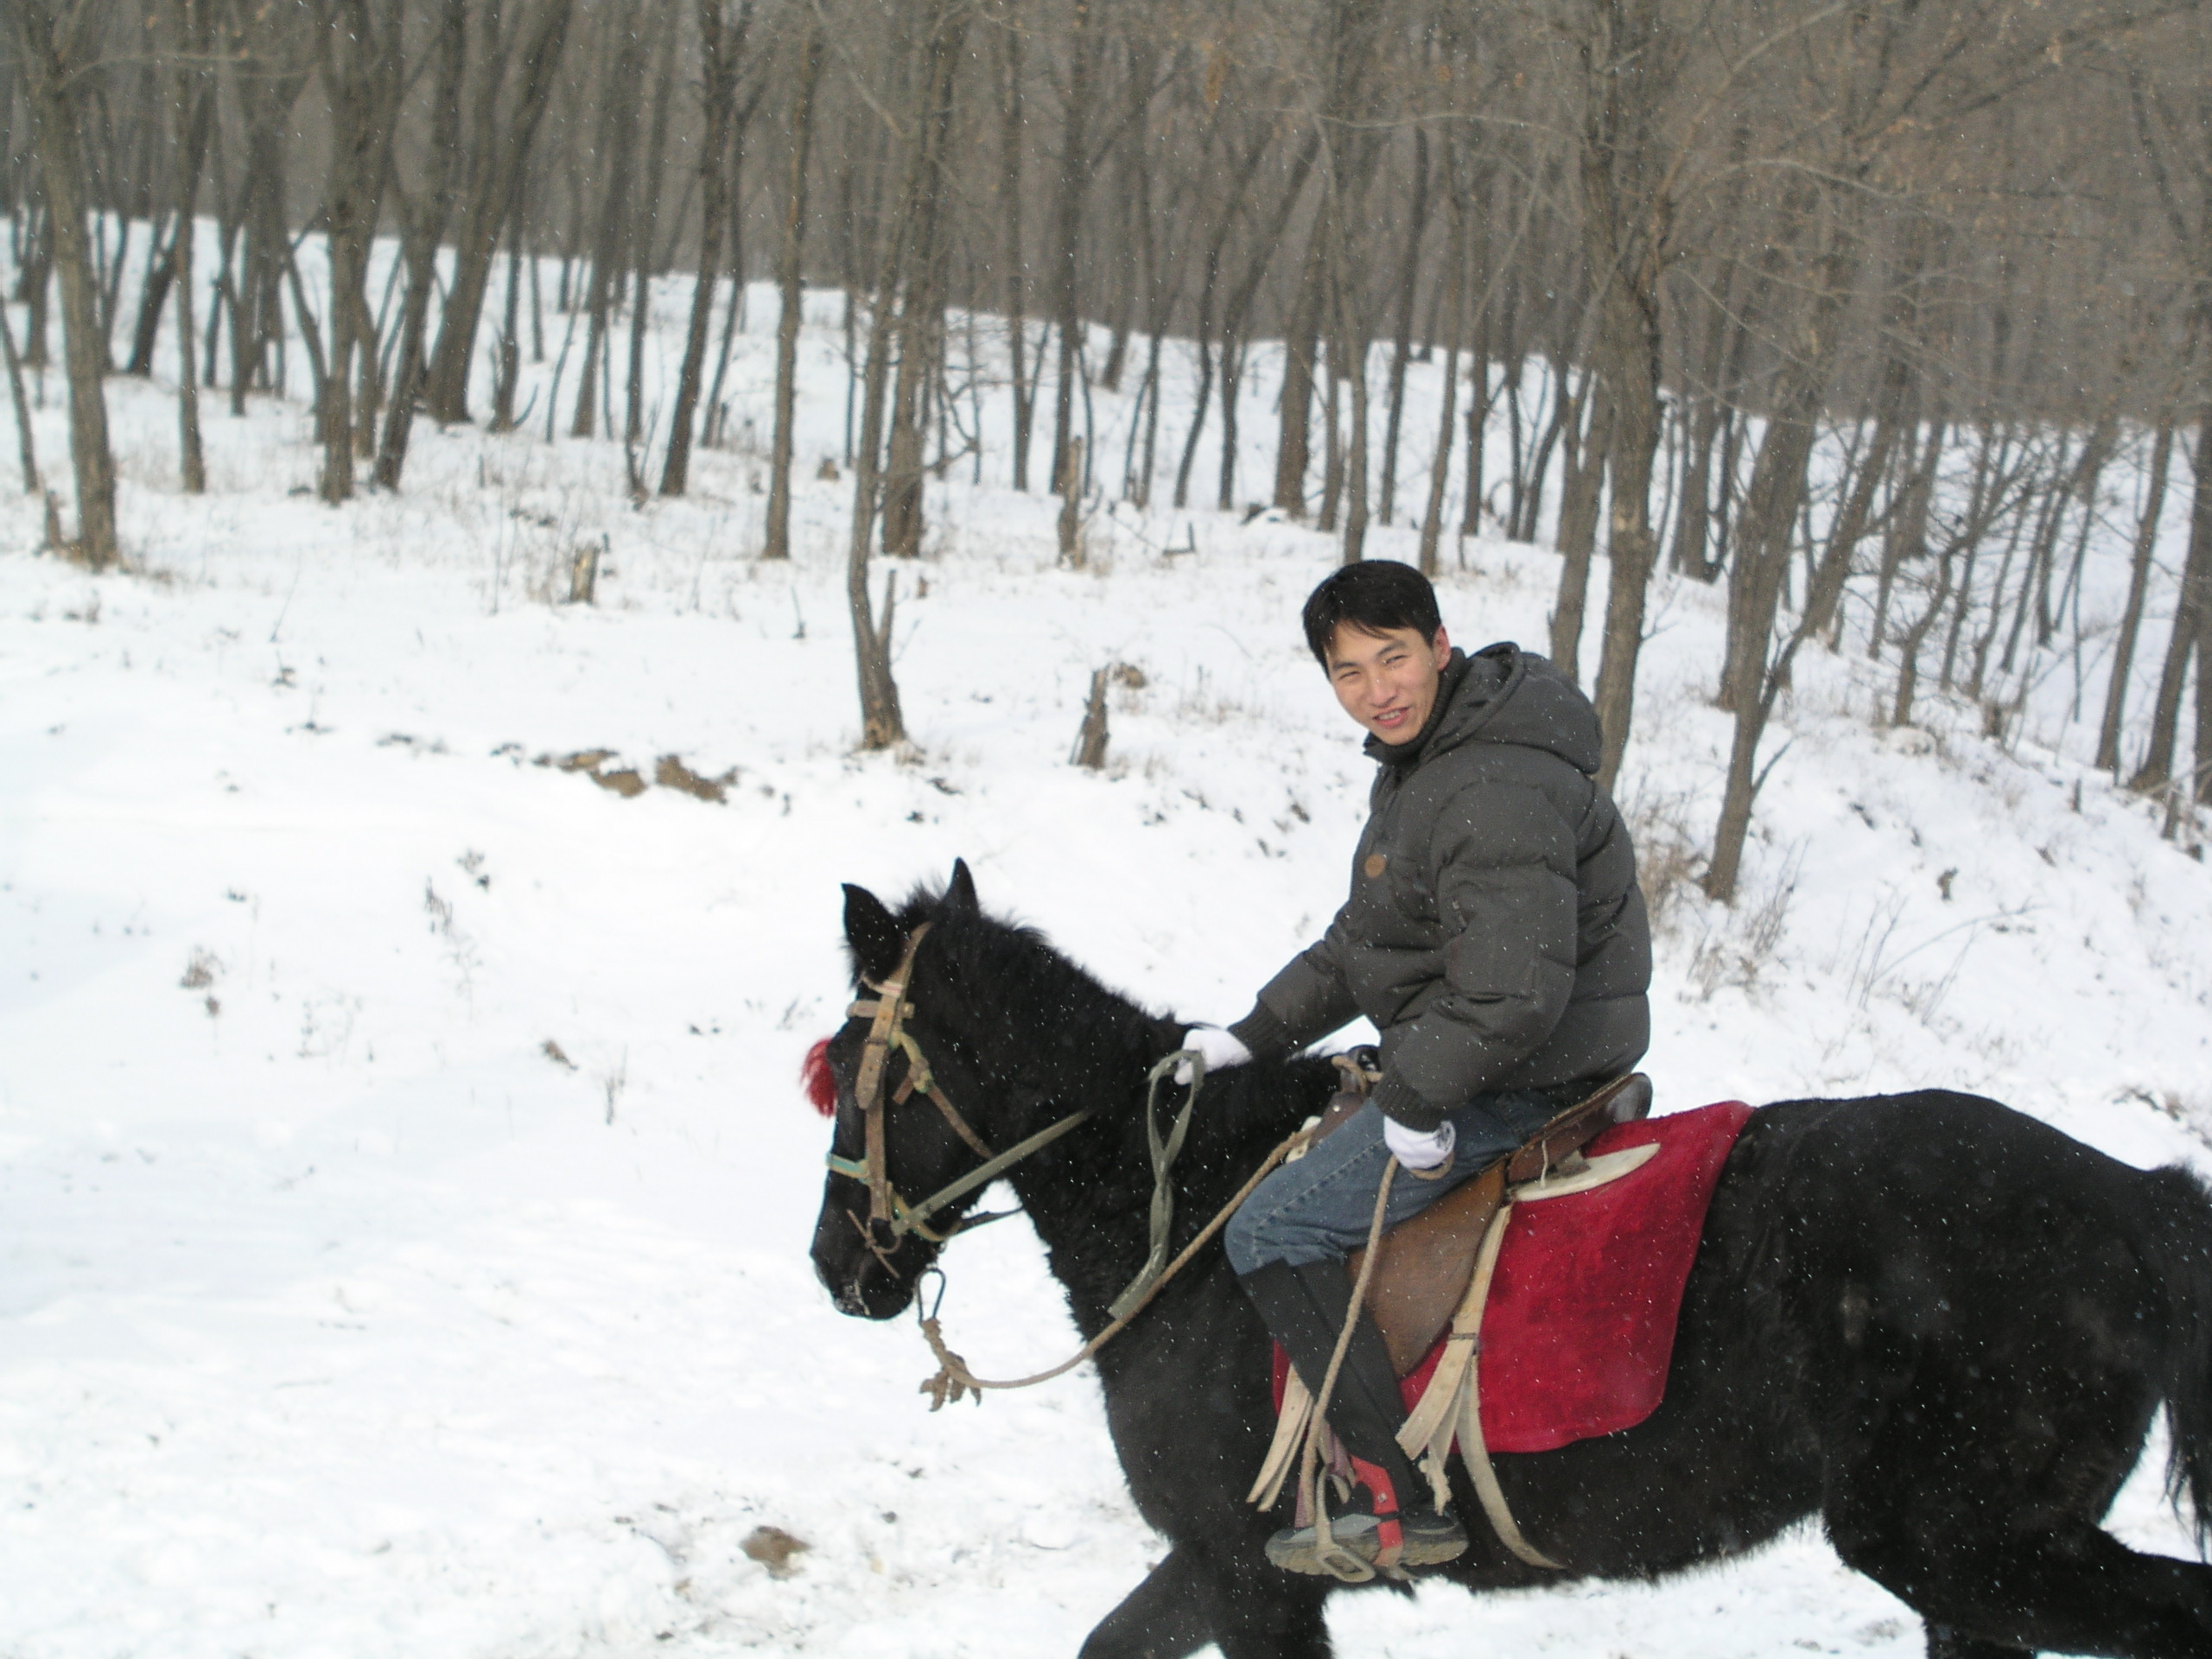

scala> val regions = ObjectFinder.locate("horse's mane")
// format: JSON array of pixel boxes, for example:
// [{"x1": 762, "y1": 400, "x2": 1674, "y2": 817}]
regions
[
  {"x1": 873, "y1": 880, "x2": 1333, "y2": 1220},
  {"x1": 880, "y1": 880, "x2": 1172, "y2": 1105}
]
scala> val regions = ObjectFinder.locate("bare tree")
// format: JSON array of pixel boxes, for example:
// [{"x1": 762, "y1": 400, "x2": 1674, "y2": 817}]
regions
[
  {"x1": 171, "y1": 0, "x2": 212, "y2": 493},
  {"x1": 372, "y1": 0, "x2": 467, "y2": 490},
  {"x1": 569, "y1": 14, "x2": 647, "y2": 441},
  {"x1": 310, "y1": 0, "x2": 404, "y2": 505},
  {"x1": 5, "y1": 0, "x2": 119, "y2": 567},
  {"x1": 847, "y1": 0, "x2": 971, "y2": 749},
  {"x1": 762, "y1": 14, "x2": 824, "y2": 553},
  {"x1": 0, "y1": 287, "x2": 43, "y2": 495},
  {"x1": 661, "y1": 0, "x2": 753, "y2": 498},
  {"x1": 1045, "y1": 0, "x2": 1100, "y2": 506},
  {"x1": 2124, "y1": 48, "x2": 2212, "y2": 804},
  {"x1": 421, "y1": 0, "x2": 575, "y2": 424}
]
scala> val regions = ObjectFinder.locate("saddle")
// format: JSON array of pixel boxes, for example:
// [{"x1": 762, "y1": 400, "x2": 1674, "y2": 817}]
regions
[
  {"x1": 1250, "y1": 1066, "x2": 1659, "y2": 1574},
  {"x1": 1322, "y1": 1065, "x2": 1656, "y2": 1375}
]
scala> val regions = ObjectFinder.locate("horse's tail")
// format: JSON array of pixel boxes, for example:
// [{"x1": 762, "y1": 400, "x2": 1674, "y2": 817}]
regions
[{"x1": 2136, "y1": 1162, "x2": 2212, "y2": 1544}]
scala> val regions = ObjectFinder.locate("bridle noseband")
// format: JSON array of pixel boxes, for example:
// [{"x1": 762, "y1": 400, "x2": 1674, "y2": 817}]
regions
[{"x1": 825, "y1": 923, "x2": 1096, "y2": 1251}]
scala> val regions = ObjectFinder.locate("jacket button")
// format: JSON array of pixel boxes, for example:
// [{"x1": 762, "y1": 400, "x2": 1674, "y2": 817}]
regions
[{"x1": 1363, "y1": 854, "x2": 1388, "y2": 879}]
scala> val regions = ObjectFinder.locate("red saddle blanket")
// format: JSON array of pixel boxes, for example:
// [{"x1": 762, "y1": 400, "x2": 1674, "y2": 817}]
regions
[{"x1": 1273, "y1": 1099, "x2": 1756, "y2": 1453}]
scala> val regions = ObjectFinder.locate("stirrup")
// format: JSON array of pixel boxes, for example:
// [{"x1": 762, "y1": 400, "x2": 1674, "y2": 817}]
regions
[{"x1": 1266, "y1": 1510, "x2": 1383, "y2": 1579}]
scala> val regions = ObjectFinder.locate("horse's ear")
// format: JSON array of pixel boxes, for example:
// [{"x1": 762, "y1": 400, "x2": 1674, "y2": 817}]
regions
[
  {"x1": 944, "y1": 859, "x2": 979, "y2": 918},
  {"x1": 842, "y1": 884, "x2": 906, "y2": 983}
]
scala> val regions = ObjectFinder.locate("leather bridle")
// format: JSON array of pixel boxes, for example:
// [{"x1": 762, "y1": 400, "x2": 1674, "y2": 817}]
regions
[{"x1": 824, "y1": 923, "x2": 1096, "y2": 1249}]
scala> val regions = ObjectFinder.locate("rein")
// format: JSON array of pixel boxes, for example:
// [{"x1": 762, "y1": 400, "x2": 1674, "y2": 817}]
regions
[
  {"x1": 823, "y1": 924, "x2": 1310, "y2": 1406},
  {"x1": 914, "y1": 1112, "x2": 1313, "y2": 1408}
]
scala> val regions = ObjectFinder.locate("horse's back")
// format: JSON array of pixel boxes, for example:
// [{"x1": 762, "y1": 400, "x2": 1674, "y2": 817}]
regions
[{"x1": 1716, "y1": 1089, "x2": 2176, "y2": 1387}]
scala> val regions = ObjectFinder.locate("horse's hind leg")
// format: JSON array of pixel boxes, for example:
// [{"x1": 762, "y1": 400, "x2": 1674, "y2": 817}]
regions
[
  {"x1": 1078, "y1": 1543, "x2": 1332, "y2": 1659},
  {"x1": 1834, "y1": 1509, "x2": 2212, "y2": 1659},
  {"x1": 1824, "y1": 1398, "x2": 2212, "y2": 1658},
  {"x1": 1924, "y1": 1624, "x2": 2027, "y2": 1659}
]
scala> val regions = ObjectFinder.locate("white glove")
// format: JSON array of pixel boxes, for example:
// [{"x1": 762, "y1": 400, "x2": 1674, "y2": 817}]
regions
[
  {"x1": 1173, "y1": 1027, "x2": 1252, "y2": 1086},
  {"x1": 1383, "y1": 1116, "x2": 1456, "y2": 1171}
]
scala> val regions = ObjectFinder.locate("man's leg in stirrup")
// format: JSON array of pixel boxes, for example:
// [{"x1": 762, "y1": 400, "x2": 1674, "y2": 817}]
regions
[
  {"x1": 1239, "y1": 1257, "x2": 1468, "y2": 1573},
  {"x1": 1224, "y1": 1100, "x2": 1503, "y2": 1574}
]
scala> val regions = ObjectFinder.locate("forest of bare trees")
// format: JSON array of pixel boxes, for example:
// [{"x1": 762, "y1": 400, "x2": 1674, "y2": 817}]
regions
[{"x1": 4, "y1": 0, "x2": 2210, "y2": 889}]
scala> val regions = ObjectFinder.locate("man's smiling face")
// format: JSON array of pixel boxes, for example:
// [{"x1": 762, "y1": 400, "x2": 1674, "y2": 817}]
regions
[{"x1": 1325, "y1": 622, "x2": 1452, "y2": 747}]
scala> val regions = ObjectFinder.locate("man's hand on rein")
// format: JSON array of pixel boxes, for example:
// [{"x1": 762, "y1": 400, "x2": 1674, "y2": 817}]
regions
[
  {"x1": 1174, "y1": 1027, "x2": 1253, "y2": 1087},
  {"x1": 1383, "y1": 1115, "x2": 1455, "y2": 1171}
]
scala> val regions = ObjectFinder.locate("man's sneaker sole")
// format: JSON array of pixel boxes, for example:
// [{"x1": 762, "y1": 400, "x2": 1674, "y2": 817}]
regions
[
  {"x1": 1396, "y1": 1514, "x2": 1469, "y2": 1567},
  {"x1": 1266, "y1": 1512, "x2": 1470, "y2": 1575}
]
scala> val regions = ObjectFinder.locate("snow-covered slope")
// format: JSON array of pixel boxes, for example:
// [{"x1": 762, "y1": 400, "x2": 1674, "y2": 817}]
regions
[{"x1": 3, "y1": 268, "x2": 2209, "y2": 1657}]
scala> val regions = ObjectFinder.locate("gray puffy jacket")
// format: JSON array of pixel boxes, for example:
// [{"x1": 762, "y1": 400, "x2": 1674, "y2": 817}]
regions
[{"x1": 1231, "y1": 643, "x2": 1651, "y2": 1133}]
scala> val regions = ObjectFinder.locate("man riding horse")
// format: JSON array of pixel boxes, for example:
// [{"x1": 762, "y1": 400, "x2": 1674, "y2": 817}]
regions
[{"x1": 1183, "y1": 560, "x2": 1652, "y2": 1576}]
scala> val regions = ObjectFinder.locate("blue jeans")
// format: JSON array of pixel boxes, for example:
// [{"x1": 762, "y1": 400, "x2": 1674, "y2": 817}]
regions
[{"x1": 1224, "y1": 1090, "x2": 1560, "y2": 1274}]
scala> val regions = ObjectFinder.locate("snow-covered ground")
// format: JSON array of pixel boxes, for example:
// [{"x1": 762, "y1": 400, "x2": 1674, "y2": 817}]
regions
[{"x1": 3, "y1": 252, "x2": 2210, "y2": 1656}]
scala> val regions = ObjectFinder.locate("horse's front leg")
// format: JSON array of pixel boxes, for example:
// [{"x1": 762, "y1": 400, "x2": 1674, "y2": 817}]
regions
[{"x1": 1079, "y1": 1542, "x2": 1332, "y2": 1659}]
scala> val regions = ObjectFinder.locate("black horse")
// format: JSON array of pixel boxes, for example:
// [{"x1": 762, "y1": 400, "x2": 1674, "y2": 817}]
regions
[{"x1": 810, "y1": 866, "x2": 2212, "y2": 1659}]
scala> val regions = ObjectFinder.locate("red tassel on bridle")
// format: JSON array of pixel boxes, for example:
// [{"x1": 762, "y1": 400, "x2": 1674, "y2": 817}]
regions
[{"x1": 802, "y1": 1037, "x2": 836, "y2": 1116}]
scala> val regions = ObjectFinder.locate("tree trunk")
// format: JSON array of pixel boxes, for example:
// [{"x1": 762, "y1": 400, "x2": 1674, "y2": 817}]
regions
[
  {"x1": 880, "y1": 146, "x2": 957, "y2": 559},
  {"x1": 1416, "y1": 205, "x2": 1466, "y2": 578},
  {"x1": 761, "y1": 16, "x2": 823, "y2": 554},
  {"x1": 1047, "y1": 0, "x2": 1097, "y2": 498},
  {"x1": 1806, "y1": 348, "x2": 1910, "y2": 647},
  {"x1": 2133, "y1": 403, "x2": 2212, "y2": 797},
  {"x1": 1668, "y1": 253, "x2": 1737, "y2": 581},
  {"x1": 663, "y1": 0, "x2": 751, "y2": 498},
  {"x1": 423, "y1": 0, "x2": 575, "y2": 425},
  {"x1": 1272, "y1": 226, "x2": 1327, "y2": 516},
  {"x1": 1341, "y1": 327, "x2": 1372, "y2": 562},
  {"x1": 1319, "y1": 336, "x2": 1343, "y2": 534},
  {"x1": 1577, "y1": 0, "x2": 1673, "y2": 791},
  {"x1": 1215, "y1": 130, "x2": 1318, "y2": 512},
  {"x1": 997, "y1": 23, "x2": 1032, "y2": 492},
  {"x1": 1167, "y1": 125, "x2": 1277, "y2": 512},
  {"x1": 2098, "y1": 416, "x2": 2176, "y2": 774},
  {"x1": 488, "y1": 232, "x2": 525, "y2": 429},
  {"x1": 0, "y1": 287, "x2": 43, "y2": 494},
  {"x1": 372, "y1": 0, "x2": 467, "y2": 491},
  {"x1": 624, "y1": 7, "x2": 682, "y2": 474},
  {"x1": 1891, "y1": 540, "x2": 1959, "y2": 729},
  {"x1": 124, "y1": 84, "x2": 213, "y2": 380},
  {"x1": 570, "y1": 17, "x2": 646, "y2": 441},
  {"x1": 1869, "y1": 415, "x2": 1940, "y2": 658},
  {"x1": 1377, "y1": 129, "x2": 1430, "y2": 527},
  {"x1": 173, "y1": 7, "x2": 213, "y2": 498},
  {"x1": 1549, "y1": 380, "x2": 1607, "y2": 682},
  {"x1": 848, "y1": 0, "x2": 967, "y2": 749},
  {"x1": 314, "y1": 0, "x2": 404, "y2": 506},
  {"x1": 8, "y1": 2, "x2": 118, "y2": 568}
]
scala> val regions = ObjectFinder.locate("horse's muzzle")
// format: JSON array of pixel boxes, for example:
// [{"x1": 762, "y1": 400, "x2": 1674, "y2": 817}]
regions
[{"x1": 812, "y1": 1215, "x2": 920, "y2": 1320}]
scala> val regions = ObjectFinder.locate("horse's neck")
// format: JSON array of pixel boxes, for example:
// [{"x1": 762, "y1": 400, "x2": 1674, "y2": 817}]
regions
[{"x1": 1000, "y1": 1069, "x2": 1302, "y2": 1331}]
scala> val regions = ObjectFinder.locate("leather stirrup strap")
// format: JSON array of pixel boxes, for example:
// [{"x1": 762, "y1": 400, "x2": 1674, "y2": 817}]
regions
[{"x1": 1452, "y1": 1200, "x2": 1566, "y2": 1571}]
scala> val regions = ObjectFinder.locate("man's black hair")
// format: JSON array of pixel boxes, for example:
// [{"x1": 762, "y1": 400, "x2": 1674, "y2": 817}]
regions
[{"x1": 1300, "y1": 561, "x2": 1444, "y2": 665}]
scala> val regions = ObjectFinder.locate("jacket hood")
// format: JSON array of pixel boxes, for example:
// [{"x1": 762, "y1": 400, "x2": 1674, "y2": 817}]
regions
[{"x1": 1365, "y1": 642, "x2": 1601, "y2": 777}]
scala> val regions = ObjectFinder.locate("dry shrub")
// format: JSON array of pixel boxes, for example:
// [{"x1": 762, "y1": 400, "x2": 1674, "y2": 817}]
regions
[
  {"x1": 655, "y1": 753, "x2": 736, "y2": 803},
  {"x1": 537, "y1": 749, "x2": 647, "y2": 797},
  {"x1": 1623, "y1": 786, "x2": 1704, "y2": 938},
  {"x1": 741, "y1": 1525, "x2": 810, "y2": 1579},
  {"x1": 1688, "y1": 848, "x2": 1802, "y2": 1001}
]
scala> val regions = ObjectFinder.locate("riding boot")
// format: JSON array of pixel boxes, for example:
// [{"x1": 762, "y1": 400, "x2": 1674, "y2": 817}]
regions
[{"x1": 1238, "y1": 1259, "x2": 1467, "y2": 1573}]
